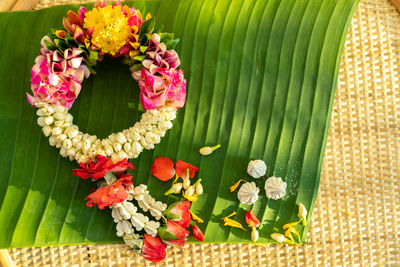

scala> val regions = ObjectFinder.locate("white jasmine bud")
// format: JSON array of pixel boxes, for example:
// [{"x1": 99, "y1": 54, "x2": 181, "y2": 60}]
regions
[
  {"x1": 37, "y1": 117, "x2": 45, "y2": 127},
  {"x1": 36, "y1": 109, "x2": 45, "y2": 117},
  {"x1": 42, "y1": 126, "x2": 52, "y2": 137},
  {"x1": 144, "y1": 143, "x2": 155, "y2": 150},
  {"x1": 56, "y1": 134, "x2": 67, "y2": 142},
  {"x1": 299, "y1": 203, "x2": 307, "y2": 225},
  {"x1": 62, "y1": 122, "x2": 72, "y2": 128},
  {"x1": 158, "y1": 121, "x2": 172, "y2": 131},
  {"x1": 65, "y1": 113, "x2": 73, "y2": 122},
  {"x1": 116, "y1": 132, "x2": 127, "y2": 144},
  {"x1": 53, "y1": 112, "x2": 66, "y2": 120},
  {"x1": 88, "y1": 135, "x2": 97, "y2": 143},
  {"x1": 111, "y1": 153, "x2": 121, "y2": 163},
  {"x1": 183, "y1": 177, "x2": 190, "y2": 190},
  {"x1": 101, "y1": 139, "x2": 111, "y2": 146},
  {"x1": 185, "y1": 186, "x2": 195, "y2": 196},
  {"x1": 60, "y1": 147, "x2": 68, "y2": 157},
  {"x1": 199, "y1": 144, "x2": 221, "y2": 156},
  {"x1": 72, "y1": 134, "x2": 82, "y2": 144},
  {"x1": 104, "y1": 145, "x2": 113, "y2": 156},
  {"x1": 74, "y1": 141, "x2": 82, "y2": 151},
  {"x1": 113, "y1": 142, "x2": 122, "y2": 152},
  {"x1": 51, "y1": 127, "x2": 62, "y2": 136},
  {"x1": 55, "y1": 140, "x2": 62, "y2": 148},
  {"x1": 63, "y1": 139, "x2": 72, "y2": 149},
  {"x1": 52, "y1": 105, "x2": 65, "y2": 113},
  {"x1": 67, "y1": 128, "x2": 79, "y2": 139},
  {"x1": 53, "y1": 120, "x2": 64, "y2": 127},
  {"x1": 165, "y1": 183, "x2": 183, "y2": 195},
  {"x1": 195, "y1": 183, "x2": 203, "y2": 195},
  {"x1": 49, "y1": 136, "x2": 57, "y2": 146},
  {"x1": 118, "y1": 151, "x2": 128, "y2": 160},
  {"x1": 145, "y1": 132, "x2": 158, "y2": 144},
  {"x1": 82, "y1": 139, "x2": 91, "y2": 153},
  {"x1": 108, "y1": 134, "x2": 116, "y2": 143},
  {"x1": 251, "y1": 227, "x2": 259, "y2": 242},
  {"x1": 123, "y1": 142, "x2": 131, "y2": 153},
  {"x1": 67, "y1": 148, "x2": 76, "y2": 157},
  {"x1": 271, "y1": 233, "x2": 285, "y2": 243},
  {"x1": 44, "y1": 116, "x2": 54, "y2": 125},
  {"x1": 130, "y1": 131, "x2": 141, "y2": 141},
  {"x1": 144, "y1": 221, "x2": 160, "y2": 237}
]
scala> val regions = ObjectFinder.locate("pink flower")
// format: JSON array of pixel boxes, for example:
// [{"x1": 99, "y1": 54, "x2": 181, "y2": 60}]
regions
[
  {"x1": 139, "y1": 67, "x2": 186, "y2": 110},
  {"x1": 27, "y1": 37, "x2": 90, "y2": 109}
]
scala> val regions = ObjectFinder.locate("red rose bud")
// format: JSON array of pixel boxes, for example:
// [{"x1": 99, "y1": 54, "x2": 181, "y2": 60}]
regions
[
  {"x1": 142, "y1": 234, "x2": 167, "y2": 262},
  {"x1": 158, "y1": 220, "x2": 189, "y2": 247},
  {"x1": 175, "y1": 160, "x2": 199, "y2": 179},
  {"x1": 245, "y1": 210, "x2": 260, "y2": 228},
  {"x1": 164, "y1": 201, "x2": 191, "y2": 228},
  {"x1": 84, "y1": 175, "x2": 133, "y2": 209},
  {"x1": 192, "y1": 225, "x2": 205, "y2": 242},
  {"x1": 151, "y1": 157, "x2": 176, "y2": 181}
]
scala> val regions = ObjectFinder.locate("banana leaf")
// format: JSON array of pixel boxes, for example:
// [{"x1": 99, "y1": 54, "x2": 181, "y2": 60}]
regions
[{"x1": 0, "y1": 0, "x2": 359, "y2": 248}]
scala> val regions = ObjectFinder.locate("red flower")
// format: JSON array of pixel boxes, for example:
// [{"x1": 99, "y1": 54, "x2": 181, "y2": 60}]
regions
[
  {"x1": 151, "y1": 157, "x2": 175, "y2": 181},
  {"x1": 158, "y1": 220, "x2": 189, "y2": 247},
  {"x1": 84, "y1": 175, "x2": 133, "y2": 209},
  {"x1": 73, "y1": 155, "x2": 111, "y2": 179},
  {"x1": 108, "y1": 158, "x2": 134, "y2": 173},
  {"x1": 72, "y1": 155, "x2": 134, "y2": 180},
  {"x1": 142, "y1": 234, "x2": 167, "y2": 262},
  {"x1": 192, "y1": 225, "x2": 205, "y2": 242},
  {"x1": 245, "y1": 210, "x2": 260, "y2": 228},
  {"x1": 175, "y1": 160, "x2": 199, "y2": 179},
  {"x1": 164, "y1": 201, "x2": 191, "y2": 228}
]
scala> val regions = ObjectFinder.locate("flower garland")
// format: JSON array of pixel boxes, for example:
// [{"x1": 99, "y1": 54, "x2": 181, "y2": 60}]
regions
[
  {"x1": 27, "y1": 0, "x2": 185, "y2": 164},
  {"x1": 26, "y1": 1, "x2": 208, "y2": 262}
]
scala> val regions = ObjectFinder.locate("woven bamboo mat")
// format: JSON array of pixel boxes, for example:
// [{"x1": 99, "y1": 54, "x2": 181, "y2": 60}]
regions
[{"x1": 5, "y1": 0, "x2": 400, "y2": 266}]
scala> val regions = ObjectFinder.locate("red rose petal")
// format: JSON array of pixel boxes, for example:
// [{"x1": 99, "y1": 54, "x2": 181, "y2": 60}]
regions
[
  {"x1": 151, "y1": 157, "x2": 176, "y2": 181},
  {"x1": 175, "y1": 160, "x2": 199, "y2": 179}
]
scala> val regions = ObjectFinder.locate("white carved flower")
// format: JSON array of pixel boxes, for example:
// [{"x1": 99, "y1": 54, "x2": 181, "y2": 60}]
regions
[
  {"x1": 264, "y1": 176, "x2": 287, "y2": 200},
  {"x1": 237, "y1": 182, "x2": 260, "y2": 205},
  {"x1": 247, "y1": 160, "x2": 267, "y2": 179}
]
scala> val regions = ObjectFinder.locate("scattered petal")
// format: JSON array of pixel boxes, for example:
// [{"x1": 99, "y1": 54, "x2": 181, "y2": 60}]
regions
[
  {"x1": 192, "y1": 225, "x2": 205, "y2": 242},
  {"x1": 151, "y1": 157, "x2": 175, "y2": 181},
  {"x1": 245, "y1": 210, "x2": 260, "y2": 228},
  {"x1": 189, "y1": 210, "x2": 204, "y2": 223},
  {"x1": 229, "y1": 179, "x2": 246, "y2": 192},
  {"x1": 175, "y1": 160, "x2": 199, "y2": 179}
]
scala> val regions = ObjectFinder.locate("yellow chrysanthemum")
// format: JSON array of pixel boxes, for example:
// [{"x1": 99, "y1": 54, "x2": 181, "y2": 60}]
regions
[{"x1": 84, "y1": 5, "x2": 131, "y2": 55}]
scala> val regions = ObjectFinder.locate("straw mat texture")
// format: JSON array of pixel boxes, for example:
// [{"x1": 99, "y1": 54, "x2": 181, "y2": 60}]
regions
[{"x1": 7, "y1": 0, "x2": 400, "y2": 266}]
